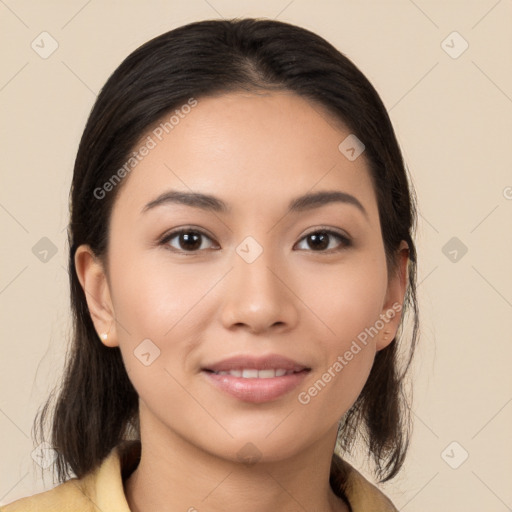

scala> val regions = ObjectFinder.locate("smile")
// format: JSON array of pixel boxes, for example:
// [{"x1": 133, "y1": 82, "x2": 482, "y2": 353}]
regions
[{"x1": 208, "y1": 368, "x2": 300, "y2": 378}]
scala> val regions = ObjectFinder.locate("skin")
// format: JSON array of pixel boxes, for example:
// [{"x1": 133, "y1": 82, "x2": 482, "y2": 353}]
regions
[{"x1": 75, "y1": 90, "x2": 409, "y2": 512}]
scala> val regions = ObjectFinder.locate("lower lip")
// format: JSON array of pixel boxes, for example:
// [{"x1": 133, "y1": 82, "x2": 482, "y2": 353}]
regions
[{"x1": 202, "y1": 370, "x2": 310, "y2": 403}]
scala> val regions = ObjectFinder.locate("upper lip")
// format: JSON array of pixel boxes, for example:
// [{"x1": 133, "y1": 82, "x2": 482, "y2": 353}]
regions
[{"x1": 202, "y1": 354, "x2": 310, "y2": 372}]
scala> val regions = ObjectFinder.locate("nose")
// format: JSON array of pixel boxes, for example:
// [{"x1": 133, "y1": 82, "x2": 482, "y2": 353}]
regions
[{"x1": 219, "y1": 248, "x2": 299, "y2": 335}]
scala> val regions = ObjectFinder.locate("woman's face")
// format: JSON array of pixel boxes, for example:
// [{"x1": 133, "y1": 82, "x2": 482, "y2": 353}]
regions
[{"x1": 78, "y1": 91, "x2": 407, "y2": 462}]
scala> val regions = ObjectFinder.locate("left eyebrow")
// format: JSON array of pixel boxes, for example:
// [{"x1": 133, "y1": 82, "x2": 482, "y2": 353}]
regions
[
  {"x1": 288, "y1": 190, "x2": 368, "y2": 219},
  {"x1": 141, "y1": 189, "x2": 368, "y2": 219}
]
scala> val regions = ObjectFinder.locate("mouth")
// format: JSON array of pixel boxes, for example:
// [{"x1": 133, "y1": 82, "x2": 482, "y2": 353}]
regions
[
  {"x1": 204, "y1": 368, "x2": 304, "y2": 378},
  {"x1": 201, "y1": 354, "x2": 311, "y2": 403}
]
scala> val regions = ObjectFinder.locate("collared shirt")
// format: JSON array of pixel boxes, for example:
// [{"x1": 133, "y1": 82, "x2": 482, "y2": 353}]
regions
[{"x1": 1, "y1": 441, "x2": 397, "y2": 511}]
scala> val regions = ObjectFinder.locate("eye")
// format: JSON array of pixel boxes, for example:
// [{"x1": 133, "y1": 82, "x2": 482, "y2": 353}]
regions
[
  {"x1": 159, "y1": 227, "x2": 351, "y2": 254},
  {"x1": 160, "y1": 228, "x2": 219, "y2": 253},
  {"x1": 295, "y1": 229, "x2": 351, "y2": 252}
]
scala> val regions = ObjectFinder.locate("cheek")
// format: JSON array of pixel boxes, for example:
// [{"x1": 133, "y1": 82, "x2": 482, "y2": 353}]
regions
[
  {"x1": 108, "y1": 251, "x2": 226, "y2": 403},
  {"x1": 301, "y1": 254, "x2": 388, "y2": 348},
  {"x1": 109, "y1": 249, "x2": 221, "y2": 341},
  {"x1": 297, "y1": 344, "x2": 375, "y2": 425},
  {"x1": 108, "y1": 254, "x2": 207, "y2": 423},
  {"x1": 291, "y1": 256, "x2": 387, "y2": 416},
  {"x1": 295, "y1": 285, "x2": 381, "y2": 420}
]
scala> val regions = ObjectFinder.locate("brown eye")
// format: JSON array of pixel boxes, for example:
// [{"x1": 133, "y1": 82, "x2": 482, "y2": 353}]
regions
[
  {"x1": 161, "y1": 229, "x2": 217, "y2": 252},
  {"x1": 295, "y1": 230, "x2": 351, "y2": 252}
]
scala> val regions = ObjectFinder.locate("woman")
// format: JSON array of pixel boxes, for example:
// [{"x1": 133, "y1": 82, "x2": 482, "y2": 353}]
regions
[{"x1": 3, "y1": 17, "x2": 418, "y2": 511}]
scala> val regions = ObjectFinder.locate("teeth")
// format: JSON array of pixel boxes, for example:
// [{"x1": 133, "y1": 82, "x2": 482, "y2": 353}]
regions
[
  {"x1": 214, "y1": 369, "x2": 295, "y2": 378},
  {"x1": 258, "y1": 369, "x2": 276, "y2": 379}
]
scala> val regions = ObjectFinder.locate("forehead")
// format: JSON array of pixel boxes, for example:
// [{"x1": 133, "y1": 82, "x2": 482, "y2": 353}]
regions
[{"x1": 112, "y1": 91, "x2": 377, "y2": 220}]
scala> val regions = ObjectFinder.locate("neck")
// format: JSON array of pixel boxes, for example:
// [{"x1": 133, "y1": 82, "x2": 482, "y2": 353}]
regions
[{"x1": 124, "y1": 409, "x2": 349, "y2": 512}]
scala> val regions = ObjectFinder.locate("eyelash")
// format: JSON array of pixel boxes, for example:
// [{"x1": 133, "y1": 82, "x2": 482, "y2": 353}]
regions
[{"x1": 158, "y1": 226, "x2": 352, "y2": 255}]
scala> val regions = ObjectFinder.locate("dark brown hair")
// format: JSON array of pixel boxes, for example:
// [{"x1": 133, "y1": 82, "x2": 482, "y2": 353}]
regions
[{"x1": 34, "y1": 17, "x2": 418, "y2": 489}]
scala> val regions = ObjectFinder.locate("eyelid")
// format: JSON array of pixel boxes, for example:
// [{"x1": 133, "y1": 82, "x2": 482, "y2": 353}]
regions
[{"x1": 300, "y1": 225, "x2": 351, "y2": 241}]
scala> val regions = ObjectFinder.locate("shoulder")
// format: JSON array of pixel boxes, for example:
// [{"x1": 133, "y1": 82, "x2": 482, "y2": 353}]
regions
[
  {"x1": 0, "y1": 477, "x2": 95, "y2": 512},
  {"x1": 331, "y1": 454, "x2": 398, "y2": 512},
  {"x1": 1, "y1": 441, "x2": 139, "y2": 512}
]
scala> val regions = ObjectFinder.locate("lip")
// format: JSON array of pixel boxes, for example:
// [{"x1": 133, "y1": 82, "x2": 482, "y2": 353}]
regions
[
  {"x1": 201, "y1": 354, "x2": 311, "y2": 403},
  {"x1": 202, "y1": 354, "x2": 310, "y2": 373}
]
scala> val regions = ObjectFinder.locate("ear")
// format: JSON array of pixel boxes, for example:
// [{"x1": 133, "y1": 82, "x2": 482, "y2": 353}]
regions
[
  {"x1": 74, "y1": 244, "x2": 118, "y2": 348},
  {"x1": 376, "y1": 240, "x2": 410, "y2": 351}
]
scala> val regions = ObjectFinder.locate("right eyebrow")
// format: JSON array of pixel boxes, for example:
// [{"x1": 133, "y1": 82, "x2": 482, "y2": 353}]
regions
[{"x1": 142, "y1": 190, "x2": 230, "y2": 214}]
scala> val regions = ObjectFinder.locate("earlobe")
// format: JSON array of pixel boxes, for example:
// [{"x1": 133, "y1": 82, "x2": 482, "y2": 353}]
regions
[
  {"x1": 74, "y1": 244, "x2": 119, "y2": 347},
  {"x1": 378, "y1": 329, "x2": 393, "y2": 351},
  {"x1": 377, "y1": 241, "x2": 410, "y2": 351}
]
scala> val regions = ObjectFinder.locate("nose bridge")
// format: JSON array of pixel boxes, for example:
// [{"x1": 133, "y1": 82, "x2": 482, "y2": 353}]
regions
[
  {"x1": 236, "y1": 244, "x2": 277, "y2": 296},
  {"x1": 220, "y1": 239, "x2": 297, "y2": 332}
]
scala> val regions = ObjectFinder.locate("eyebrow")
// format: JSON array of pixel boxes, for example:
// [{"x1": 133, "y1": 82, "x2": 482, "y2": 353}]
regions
[{"x1": 142, "y1": 189, "x2": 368, "y2": 218}]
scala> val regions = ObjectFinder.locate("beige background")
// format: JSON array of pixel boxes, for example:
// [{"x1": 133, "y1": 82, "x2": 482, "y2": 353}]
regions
[{"x1": 1, "y1": 0, "x2": 511, "y2": 510}]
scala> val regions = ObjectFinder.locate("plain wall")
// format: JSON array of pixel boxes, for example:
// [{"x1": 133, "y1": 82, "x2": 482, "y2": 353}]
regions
[{"x1": 1, "y1": 1, "x2": 511, "y2": 510}]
